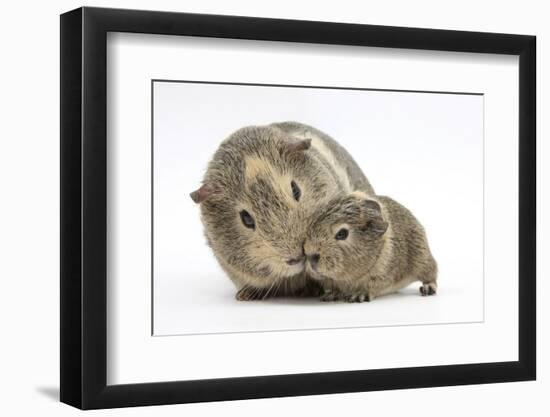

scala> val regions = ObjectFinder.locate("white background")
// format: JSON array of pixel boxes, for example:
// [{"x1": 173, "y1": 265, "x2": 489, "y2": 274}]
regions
[
  {"x1": 153, "y1": 81, "x2": 484, "y2": 335},
  {"x1": 0, "y1": 0, "x2": 546, "y2": 416},
  {"x1": 110, "y1": 33, "x2": 517, "y2": 385}
]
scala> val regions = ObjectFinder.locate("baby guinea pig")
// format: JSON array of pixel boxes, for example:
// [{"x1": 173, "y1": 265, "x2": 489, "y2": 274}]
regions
[
  {"x1": 190, "y1": 122, "x2": 375, "y2": 301},
  {"x1": 303, "y1": 191, "x2": 437, "y2": 302}
]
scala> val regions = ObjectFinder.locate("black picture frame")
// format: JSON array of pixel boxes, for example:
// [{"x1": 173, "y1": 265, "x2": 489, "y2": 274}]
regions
[{"x1": 60, "y1": 6, "x2": 536, "y2": 410}]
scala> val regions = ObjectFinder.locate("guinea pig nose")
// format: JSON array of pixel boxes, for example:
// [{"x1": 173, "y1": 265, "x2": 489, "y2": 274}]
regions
[
  {"x1": 286, "y1": 256, "x2": 304, "y2": 266},
  {"x1": 308, "y1": 253, "x2": 320, "y2": 268}
]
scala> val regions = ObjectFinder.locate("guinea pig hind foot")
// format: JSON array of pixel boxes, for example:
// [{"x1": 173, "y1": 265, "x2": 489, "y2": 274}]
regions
[{"x1": 419, "y1": 282, "x2": 437, "y2": 296}]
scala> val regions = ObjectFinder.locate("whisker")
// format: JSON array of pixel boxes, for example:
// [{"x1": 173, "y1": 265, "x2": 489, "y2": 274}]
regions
[{"x1": 262, "y1": 279, "x2": 277, "y2": 300}]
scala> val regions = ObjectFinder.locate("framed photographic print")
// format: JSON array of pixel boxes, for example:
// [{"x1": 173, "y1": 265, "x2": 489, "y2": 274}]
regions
[{"x1": 60, "y1": 6, "x2": 536, "y2": 410}]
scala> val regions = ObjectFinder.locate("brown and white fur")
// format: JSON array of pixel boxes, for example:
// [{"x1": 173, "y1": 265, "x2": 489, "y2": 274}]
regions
[
  {"x1": 190, "y1": 122, "x2": 374, "y2": 300},
  {"x1": 304, "y1": 192, "x2": 437, "y2": 302}
]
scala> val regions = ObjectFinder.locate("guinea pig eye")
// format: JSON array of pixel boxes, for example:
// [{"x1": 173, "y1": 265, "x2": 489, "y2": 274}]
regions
[
  {"x1": 239, "y1": 210, "x2": 256, "y2": 230},
  {"x1": 291, "y1": 180, "x2": 301, "y2": 201},
  {"x1": 335, "y1": 228, "x2": 349, "y2": 241}
]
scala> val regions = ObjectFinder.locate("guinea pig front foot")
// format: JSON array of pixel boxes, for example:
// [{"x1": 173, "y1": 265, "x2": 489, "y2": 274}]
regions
[
  {"x1": 320, "y1": 289, "x2": 341, "y2": 302},
  {"x1": 419, "y1": 282, "x2": 437, "y2": 296},
  {"x1": 235, "y1": 286, "x2": 269, "y2": 301},
  {"x1": 343, "y1": 292, "x2": 372, "y2": 303}
]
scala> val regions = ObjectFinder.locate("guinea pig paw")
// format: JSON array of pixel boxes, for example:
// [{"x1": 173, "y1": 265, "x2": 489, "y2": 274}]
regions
[
  {"x1": 235, "y1": 287, "x2": 264, "y2": 301},
  {"x1": 419, "y1": 282, "x2": 437, "y2": 296},
  {"x1": 344, "y1": 293, "x2": 371, "y2": 303},
  {"x1": 320, "y1": 290, "x2": 340, "y2": 302}
]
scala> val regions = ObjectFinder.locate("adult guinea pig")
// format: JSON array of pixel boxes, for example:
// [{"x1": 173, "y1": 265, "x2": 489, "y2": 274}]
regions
[
  {"x1": 303, "y1": 192, "x2": 437, "y2": 302},
  {"x1": 190, "y1": 122, "x2": 375, "y2": 300}
]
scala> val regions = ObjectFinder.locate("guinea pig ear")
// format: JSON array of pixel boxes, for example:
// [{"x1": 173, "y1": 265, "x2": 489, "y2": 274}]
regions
[
  {"x1": 189, "y1": 184, "x2": 211, "y2": 204},
  {"x1": 284, "y1": 138, "x2": 311, "y2": 153},
  {"x1": 361, "y1": 199, "x2": 388, "y2": 236}
]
